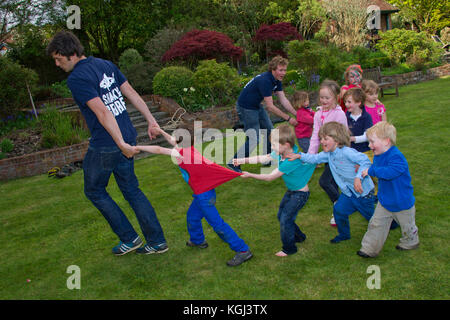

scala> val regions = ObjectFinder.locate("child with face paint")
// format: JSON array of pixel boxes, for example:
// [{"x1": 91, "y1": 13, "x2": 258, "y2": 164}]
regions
[{"x1": 339, "y1": 64, "x2": 363, "y2": 113}]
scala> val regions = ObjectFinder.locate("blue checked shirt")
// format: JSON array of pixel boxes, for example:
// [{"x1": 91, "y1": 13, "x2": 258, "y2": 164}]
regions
[{"x1": 300, "y1": 146, "x2": 374, "y2": 198}]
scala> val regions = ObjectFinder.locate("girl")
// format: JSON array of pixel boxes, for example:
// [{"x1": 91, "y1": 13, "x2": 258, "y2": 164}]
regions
[
  {"x1": 362, "y1": 80, "x2": 387, "y2": 125},
  {"x1": 339, "y1": 64, "x2": 363, "y2": 112},
  {"x1": 292, "y1": 90, "x2": 315, "y2": 152},
  {"x1": 308, "y1": 80, "x2": 348, "y2": 226}
]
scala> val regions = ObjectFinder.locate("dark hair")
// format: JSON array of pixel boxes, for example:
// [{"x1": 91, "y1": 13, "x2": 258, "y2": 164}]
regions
[
  {"x1": 46, "y1": 31, "x2": 85, "y2": 58},
  {"x1": 343, "y1": 87, "x2": 366, "y2": 109}
]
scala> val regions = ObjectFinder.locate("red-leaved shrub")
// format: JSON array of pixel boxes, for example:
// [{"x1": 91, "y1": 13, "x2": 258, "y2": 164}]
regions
[
  {"x1": 253, "y1": 22, "x2": 302, "y2": 42},
  {"x1": 162, "y1": 29, "x2": 243, "y2": 64}
]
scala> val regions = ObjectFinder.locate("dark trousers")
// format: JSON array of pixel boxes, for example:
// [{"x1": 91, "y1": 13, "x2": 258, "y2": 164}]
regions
[{"x1": 319, "y1": 163, "x2": 340, "y2": 204}]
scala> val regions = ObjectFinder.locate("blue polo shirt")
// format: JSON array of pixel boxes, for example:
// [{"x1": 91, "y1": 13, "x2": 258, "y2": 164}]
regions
[
  {"x1": 67, "y1": 56, "x2": 137, "y2": 147},
  {"x1": 271, "y1": 145, "x2": 315, "y2": 191},
  {"x1": 237, "y1": 71, "x2": 283, "y2": 110},
  {"x1": 346, "y1": 108, "x2": 373, "y2": 152}
]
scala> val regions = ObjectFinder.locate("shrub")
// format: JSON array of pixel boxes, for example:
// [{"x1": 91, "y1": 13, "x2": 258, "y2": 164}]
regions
[
  {"x1": 152, "y1": 66, "x2": 194, "y2": 104},
  {"x1": 254, "y1": 22, "x2": 302, "y2": 59},
  {"x1": 192, "y1": 59, "x2": 240, "y2": 106},
  {"x1": 287, "y1": 40, "x2": 325, "y2": 88},
  {"x1": 0, "y1": 138, "x2": 14, "y2": 153},
  {"x1": 50, "y1": 80, "x2": 72, "y2": 98},
  {"x1": 119, "y1": 48, "x2": 144, "y2": 73},
  {"x1": 162, "y1": 29, "x2": 243, "y2": 66},
  {"x1": 376, "y1": 29, "x2": 444, "y2": 67},
  {"x1": 39, "y1": 107, "x2": 89, "y2": 149},
  {"x1": 0, "y1": 57, "x2": 39, "y2": 118}
]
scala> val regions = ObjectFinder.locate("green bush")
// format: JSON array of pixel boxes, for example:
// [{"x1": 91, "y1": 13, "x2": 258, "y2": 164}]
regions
[
  {"x1": 118, "y1": 48, "x2": 144, "y2": 73},
  {"x1": 0, "y1": 57, "x2": 38, "y2": 118},
  {"x1": 192, "y1": 59, "x2": 240, "y2": 106},
  {"x1": 39, "y1": 107, "x2": 89, "y2": 149},
  {"x1": 50, "y1": 80, "x2": 72, "y2": 98},
  {"x1": 0, "y1": 138, "x2": 14, "y2": 153},
  {"x1": 376, "y1": 29, "x2": 444, "y2": 67},
  {"x1": 152, "y1": 66, "x2": 194, "y2": 104}
]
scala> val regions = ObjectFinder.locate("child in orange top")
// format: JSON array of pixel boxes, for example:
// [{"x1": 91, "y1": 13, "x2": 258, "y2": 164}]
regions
[{"x1": 292, "y1": 90, "x2": 315, "y2": 152}]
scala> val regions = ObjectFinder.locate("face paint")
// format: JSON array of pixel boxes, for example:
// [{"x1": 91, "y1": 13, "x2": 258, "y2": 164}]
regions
[{"x1": 349, "y1": 70, "x2": 362, "y2": 85}]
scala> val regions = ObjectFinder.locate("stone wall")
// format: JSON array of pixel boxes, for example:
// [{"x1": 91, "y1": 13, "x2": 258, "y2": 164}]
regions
[{"x1": 383, "y1": 63, "x2": 450, "y2": 86}]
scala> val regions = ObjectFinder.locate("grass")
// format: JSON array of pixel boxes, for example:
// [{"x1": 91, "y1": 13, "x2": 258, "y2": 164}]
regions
[{"x1": 0, "y1": 77, "x2": 449, "y2": 300}]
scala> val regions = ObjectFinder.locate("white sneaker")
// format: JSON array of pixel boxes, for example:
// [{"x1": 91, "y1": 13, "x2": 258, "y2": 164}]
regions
[{"x1": 330, "y1": 215, "x2": 337, "y2": 227}]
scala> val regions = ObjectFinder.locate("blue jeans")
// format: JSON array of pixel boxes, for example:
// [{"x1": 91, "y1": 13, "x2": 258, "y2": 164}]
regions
[
  {"x1": 297, "y1": 138, "x2": 311, "y2": 153},
  {"x1": 277, "y1": 190, "x2": 310, "y2": 254},
  {"x1": 232, "y1": 103, "x2": 274, "y2": 160},
  {"x1": 186, "y1": 189, "x2": 249, "y2": 252},
  {"x1": 333, "y1": 191, "x2": 375, "y2": 241},
  {"x1": 83, "y1": 144, "x2": 166, "y2": 246}
]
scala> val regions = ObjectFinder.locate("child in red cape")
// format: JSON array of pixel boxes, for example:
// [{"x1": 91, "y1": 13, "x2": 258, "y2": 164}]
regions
[{"x1": 136, "y1": 125, "x2": 252, "y2": 267}]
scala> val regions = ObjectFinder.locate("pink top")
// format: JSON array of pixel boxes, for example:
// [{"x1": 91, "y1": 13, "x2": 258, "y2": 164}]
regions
[
  {"x1": 307, "y1": 105, "x2": 348, "y2": 154},
  {"x1": 365, "y1": 103, "x2": 386, "y2": 125},
  {"x1": 295, "y1": 107, "x2": 315, "y2": 138}
]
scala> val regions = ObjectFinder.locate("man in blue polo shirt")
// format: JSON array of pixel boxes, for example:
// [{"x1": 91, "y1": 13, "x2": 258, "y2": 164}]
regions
[
  {"x1": 228, "y1": 56, "x2": 298, "y2": 172},
  {"x1": 47, "y1": 31, "x2": 168, "y2": 256}
]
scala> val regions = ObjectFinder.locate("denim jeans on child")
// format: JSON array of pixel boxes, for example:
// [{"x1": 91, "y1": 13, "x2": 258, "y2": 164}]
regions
[
  {"x1": 83, "y1": 144, "x2": 166, "y2": 246},
  {"x1": 186, "y1": 189, "x2": 249, "y2": 252},
  {"x1": 277, "y1": 190, "x2": 310, "y2": 254},
  {"x1": 297, "y1": 138, "x2": 311, "y2": 153},
  {"x1": 333, "y1": 190, "x2": 375, "y2": 241},
  {"x1": 233, "y1": 103, "x2": 274, "y2": 160}
]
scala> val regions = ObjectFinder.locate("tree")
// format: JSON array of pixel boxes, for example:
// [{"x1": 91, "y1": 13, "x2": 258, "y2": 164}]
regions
[
  {"x1": 387, "y1": 0, "x2": 450, "y2": 35},
  {"x1": 253, "y1": 22, "x2": 302, "y2": 60},
  {"x1": 162, "y1": 29, "x2": 243, "y2": 67},
  {"x1": 322, "y1": 0, "x2": 369, "y2": 51}
]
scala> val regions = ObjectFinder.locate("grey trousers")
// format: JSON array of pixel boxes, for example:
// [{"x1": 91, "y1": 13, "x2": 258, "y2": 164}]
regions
[{"x1": 360, "y1": 203, "x2": 419, "y2": 257}]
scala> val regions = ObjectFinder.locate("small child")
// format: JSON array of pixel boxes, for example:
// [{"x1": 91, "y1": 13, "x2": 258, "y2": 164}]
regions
[
  {"x1": 340, "y1": 64, "x2": 363, "y2": 113},
  {"x1": 288, "y1": 121, "x2": 376, "y2": 243},
  {"x1": 233, "y1": 124, "x2": 315, "y2": 256},
  {"x1": 292, "y1": 90, "x2": 315, "y2": 152},
  {"x1": 309, "y1": 79, "x2": 348, "y2": 227},
  {"x1": 358, "y1": 122, "x2": 419, "y2": 258},
  {"x1": 137, "y1": 126, "x2": 253, "y2": 267},
  {"x1": 362, "y1": 80, "x2": 387, "y2": 125},
  {"x1": 343, "y1": 87, "x2": 373, "y2": 160}
]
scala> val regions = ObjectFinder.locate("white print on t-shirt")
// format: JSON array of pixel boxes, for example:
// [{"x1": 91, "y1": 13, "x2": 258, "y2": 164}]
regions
[
  {"x1": 99, "y1": 73, "x2": 115, "y2": 90},
  {"x1": 101, "y1": 84, "x2": 127, "y2": 117}
]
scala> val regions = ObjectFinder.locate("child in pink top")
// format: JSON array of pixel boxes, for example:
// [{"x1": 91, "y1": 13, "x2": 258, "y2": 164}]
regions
[
  {"x1": 362, "y1": 80, "x2": 387, "y2": 124},
  {"x1": 309, "y1": 80, "x2": 348, "y2": 227},
  {"x1": 292, "y1": 90, "x2": 315, "y2": 152}
]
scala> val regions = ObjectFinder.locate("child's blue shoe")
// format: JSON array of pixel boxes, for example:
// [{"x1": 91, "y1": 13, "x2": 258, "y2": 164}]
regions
[
  {"x1": 112, "y1": 236, "x2": 143, "y2": 256},
  {"x1": 136, "y1": 242, "x2": 169, "y2": 255},
  {"x1": 330, "y1": 235, "x2": 350, "y2": 244}
]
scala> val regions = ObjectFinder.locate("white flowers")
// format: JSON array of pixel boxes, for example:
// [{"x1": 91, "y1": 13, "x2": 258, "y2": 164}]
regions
[{"x1": 183, "y1": 87, "x2": 196, "y2": 92}]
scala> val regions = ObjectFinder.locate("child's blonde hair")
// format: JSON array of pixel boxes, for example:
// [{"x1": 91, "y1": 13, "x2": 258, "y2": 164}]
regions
[
  {"x1": 343, "y1": 87, "x2": 366, "y2": 109},
  {"x1": 320, "y1": 79, "x2": 340, "y2": 105},
  {"x1": 361, "y1": 79, "x2": 379, "y2": 94},
  {"x1": 291, "y1": 91, "x2": 309, "y2": 110},
  {"x1": 318, "y1": 122, "x2": 351, "y2": 147},
  {"x1": 270, "y1": 124, "x2": 297, "y2": 148},
  {"x1": 366, "y1": 121, "x2": 397, "y2": 145}
]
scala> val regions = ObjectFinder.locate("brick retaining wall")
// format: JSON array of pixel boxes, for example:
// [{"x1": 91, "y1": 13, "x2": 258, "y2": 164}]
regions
[{"x1": 0, "y1": 141, "x2": 88, "y2": 181}]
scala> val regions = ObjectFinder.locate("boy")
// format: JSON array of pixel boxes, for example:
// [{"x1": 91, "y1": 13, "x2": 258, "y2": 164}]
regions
[
  {"x1": 288, "y1": 122, "x2": 376, "y2": 243},
  {"x1": 234, "y1": 124, "x2": 315, "y2": 256},
  {"x1": 137, "y1": 125, "x2": 252, "y2": 266},
  {"x1": 358, "y1": 121, "x2": 419, "y2": 258}
]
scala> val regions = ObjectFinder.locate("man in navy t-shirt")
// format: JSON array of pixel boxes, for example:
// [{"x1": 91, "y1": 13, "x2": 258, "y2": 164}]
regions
[
  {"x1": 47, "y1": 31, "x2": 168, "y2": 256},
  {"x1": 228, "y1": 56, "x2": 298, "y2": 172}
]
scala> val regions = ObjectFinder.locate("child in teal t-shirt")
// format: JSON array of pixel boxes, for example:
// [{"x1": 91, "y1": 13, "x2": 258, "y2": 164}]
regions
[{"x1": 234, "y1": 124, "x2": 315, "y2": 256}]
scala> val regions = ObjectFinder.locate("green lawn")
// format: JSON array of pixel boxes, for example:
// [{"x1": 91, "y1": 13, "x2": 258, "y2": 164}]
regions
[{"x1": 1, "y1": 77, "x2": 449, "y2": 300}]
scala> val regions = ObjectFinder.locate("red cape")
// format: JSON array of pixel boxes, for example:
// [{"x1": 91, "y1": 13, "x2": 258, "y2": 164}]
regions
[{"x1": 178, "y1": 146, "x2": 242, "y2": 195}]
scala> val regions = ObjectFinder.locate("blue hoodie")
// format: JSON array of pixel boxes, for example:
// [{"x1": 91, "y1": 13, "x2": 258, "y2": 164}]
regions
[{"x1": 368, "y1": 146, "x2": 415, "y2": 212}]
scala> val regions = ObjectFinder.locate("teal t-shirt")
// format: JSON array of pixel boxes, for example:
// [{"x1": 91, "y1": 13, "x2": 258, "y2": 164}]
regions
[{"x1": 270, "y1": 145, "x2": 315, "y2": 191}]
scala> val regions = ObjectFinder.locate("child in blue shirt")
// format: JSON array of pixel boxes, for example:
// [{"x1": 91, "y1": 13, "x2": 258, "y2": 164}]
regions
[
  {"x1": 234, "y1": 124, "x2": 315, "y2": 256},
  {"x1": 358, "y1": 121, "x2": 419, "y2": 258},
  {"x1": 288, "y1": 121, "x2": 376, "y2": 244}
]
